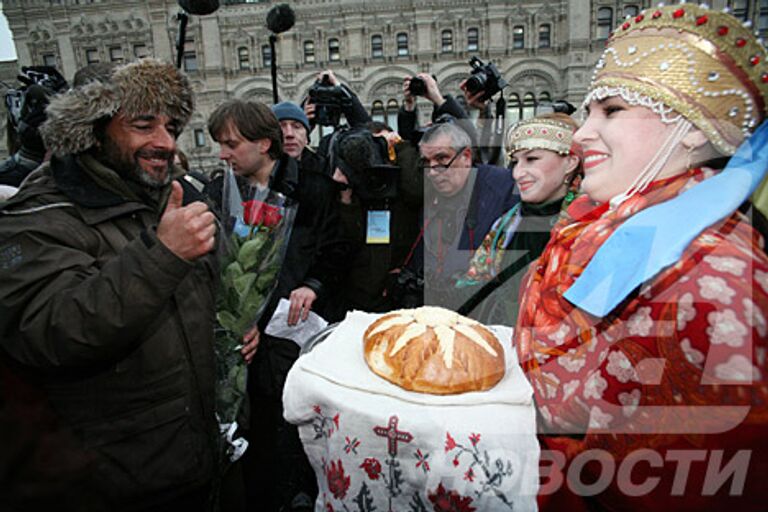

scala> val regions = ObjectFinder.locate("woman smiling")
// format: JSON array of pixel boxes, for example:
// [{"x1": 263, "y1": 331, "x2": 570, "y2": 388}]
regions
[{"x1": 516, "y1": 4, "x2": 768, "y2": 510}]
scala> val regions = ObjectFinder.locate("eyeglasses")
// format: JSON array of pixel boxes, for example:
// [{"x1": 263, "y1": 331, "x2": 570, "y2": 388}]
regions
[{"x1": 419, "y1": 146, "x2": 467, "y2": 174}]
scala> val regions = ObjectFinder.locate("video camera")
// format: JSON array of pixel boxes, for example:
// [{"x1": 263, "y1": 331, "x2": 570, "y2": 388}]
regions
[
  {"x1": 307, "y1": 74, "x2": 351, "y2": 127},
  {"x1": 4, "y1": 66, "x2": 67, "y2": 133},
  {"x1": 464, "y1": 57, "x2": 507, "y2": 102},
  {"x1": 330, "y1": 127, "x2": 400, "y2": 202}
]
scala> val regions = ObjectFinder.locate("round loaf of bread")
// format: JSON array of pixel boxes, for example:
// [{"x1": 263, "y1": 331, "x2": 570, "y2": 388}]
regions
[{"x1": 363, "y1": 306, "x2": 505, "y2": 394}]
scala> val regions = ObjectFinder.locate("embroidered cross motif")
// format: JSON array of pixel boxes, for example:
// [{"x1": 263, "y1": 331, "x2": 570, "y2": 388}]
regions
[{"x1": 373, "y1": 415, "x2": 413, "y2": 457}]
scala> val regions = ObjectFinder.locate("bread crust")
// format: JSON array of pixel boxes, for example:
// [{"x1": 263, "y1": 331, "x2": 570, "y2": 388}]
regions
[{"x1": 363, "y1": 307, "x2": 505, "y2": 394}]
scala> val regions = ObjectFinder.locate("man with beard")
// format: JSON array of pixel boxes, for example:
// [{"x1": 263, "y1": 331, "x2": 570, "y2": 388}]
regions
[{"x1": 0, "y1": 58, "x2": 256, "y2": 511}]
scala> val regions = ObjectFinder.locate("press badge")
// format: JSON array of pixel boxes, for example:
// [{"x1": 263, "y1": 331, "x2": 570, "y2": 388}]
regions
[{"x1": 366, "y1": 210, "x2": 390, "y2": 244}]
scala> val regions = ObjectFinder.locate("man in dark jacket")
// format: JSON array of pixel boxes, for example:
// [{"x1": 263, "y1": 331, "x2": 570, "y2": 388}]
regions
[
  {"x1": 206, "y1": 99, "x2": 346, "y2": 511},
  {"x1": 0, "y1": 59, "x2": 246, "y2": 512},
  {"x1": 271, "y1": 101, "x2": 327, "y2": 179}
]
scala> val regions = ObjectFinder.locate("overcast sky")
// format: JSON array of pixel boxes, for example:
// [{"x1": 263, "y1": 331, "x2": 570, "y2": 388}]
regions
[{"x1": 0, "y1": 4, "x2": 18, "y2": 62}]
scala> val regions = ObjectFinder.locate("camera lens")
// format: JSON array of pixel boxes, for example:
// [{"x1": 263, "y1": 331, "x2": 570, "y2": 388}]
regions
[{"x1": 464, "y1": 74, "x2": 485, "y2": 95}]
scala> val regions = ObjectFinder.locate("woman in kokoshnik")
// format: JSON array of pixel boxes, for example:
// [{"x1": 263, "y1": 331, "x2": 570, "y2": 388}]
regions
[
  {"x1": 515, "y1": 3, "x2": 768, "y2": 511},
  {"x1": 455, "y1": 112, "x2": 582, "y2": 326}
]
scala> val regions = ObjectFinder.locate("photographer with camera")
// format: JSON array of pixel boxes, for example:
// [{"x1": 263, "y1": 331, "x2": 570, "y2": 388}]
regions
[
  {"x1": 398, "y1": 73, "x2": 477, "y2": 148},
  {"x1": 323, "y1": 124, "x2": 422, "y2": 316},
  {"x1": 0, "y1": 66, "x2": 68, "y2": 189}
]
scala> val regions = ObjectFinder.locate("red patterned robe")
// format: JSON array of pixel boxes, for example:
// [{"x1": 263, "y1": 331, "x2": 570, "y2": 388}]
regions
[{"x1": 516, "y1": 169, "x2": 768, "y2": 511}]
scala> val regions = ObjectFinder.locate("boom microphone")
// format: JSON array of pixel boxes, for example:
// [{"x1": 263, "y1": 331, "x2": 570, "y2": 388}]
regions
[
  {"x1": 177, "y1": 0, "x2": 219, "y2": 16},
  {"x1": 266, "y1": 3, "x2": 295, "y2": 34}
]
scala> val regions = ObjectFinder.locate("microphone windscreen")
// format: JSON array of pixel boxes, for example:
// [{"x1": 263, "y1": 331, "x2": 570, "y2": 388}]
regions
[
  {"x1": 266, "y1": 3, "x2": 296, "y2": 34},
  {"x1": 177, "y1": 0, "x2": 219, "y2": 16}
]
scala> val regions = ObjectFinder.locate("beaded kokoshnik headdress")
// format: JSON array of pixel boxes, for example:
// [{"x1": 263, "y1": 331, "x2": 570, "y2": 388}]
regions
[
  {"x1": 505, "y1": 118, "x2": 576, "y2": 157},
  {"x1": 587, "y1": 2, "x2": 768, "y2": 156}
]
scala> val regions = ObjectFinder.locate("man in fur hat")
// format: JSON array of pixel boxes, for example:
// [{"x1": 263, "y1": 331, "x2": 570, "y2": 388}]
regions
[{"x1": 0, "y1": 58, "x2": 253, "y2": 511}]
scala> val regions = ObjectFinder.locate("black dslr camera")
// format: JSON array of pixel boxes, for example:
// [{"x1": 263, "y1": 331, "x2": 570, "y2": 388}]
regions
[
  {"x1": 463, "y1": 57, "x2": 507, "y2": 102},
  {"x1": 307, "y1": 74, "x2": 350, "y2": 127}
]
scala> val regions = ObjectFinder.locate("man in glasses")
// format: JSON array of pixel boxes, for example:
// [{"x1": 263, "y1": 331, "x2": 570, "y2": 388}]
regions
[{"x1": 406, "y1": 122, "x2": 517, "y2": 307}]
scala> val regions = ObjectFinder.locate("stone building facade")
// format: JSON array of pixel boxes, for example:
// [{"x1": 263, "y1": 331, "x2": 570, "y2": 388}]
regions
[{"x1": 2, "y1": 0, "x2": 766, "y2": 169}]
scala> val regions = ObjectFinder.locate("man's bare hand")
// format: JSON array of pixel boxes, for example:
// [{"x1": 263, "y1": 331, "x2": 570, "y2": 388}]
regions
[
  {"x1": 460, "y1": 79, "x2": 488, "y2": 110},
  {"x1": 241, "y1": 325, "x2": 260, "y2": 364},
  {"x1": 157, "y1": 181, "x2": 216, "y2": 261},
  {"x1": 402, "y1": 76, "x2": 416, "y2": 111},
  {"x1": 287, "y1": 286, "x2": 318, "y2": 326}
]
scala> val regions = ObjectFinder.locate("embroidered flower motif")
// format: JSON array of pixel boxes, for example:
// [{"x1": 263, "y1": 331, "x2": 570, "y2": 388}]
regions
[
  {"x1": 445, "y1": 432, "x2": 457, "y2": 452},
  {"x1": 562, "y1": 379, "x2": 579, "y2": 400},
  {"x1": 464, "y1": 467, "x2": 475, "y2": 482},
  {"x1": 583, "y1": 371, "x2": 608, "y2": 400},
  {"x1": 344, "y1": 436, "x2": 360, "y2": 455},
  {"x1": 415, "y1": 449, "x2": 430, "y2": 473},
  {"x1": 618, "y1": 389, "x2": 641, "y2": 417},
  {"x1": 707, "y1": 309, "x2": 748, "y2": 347},
  {"x1": 313, "y1": 405, "x2": 322, "y2": 414},
  {"x1": 325, "y1": 460, "x2": 350, "y2": 500},
  {"x1": 588, "y1": 405, "x2": 613, "y2": 429},
  {"x1": 453, "y1": 456, "x2": 460, "y2": 467},
  {"x1": 360, "y1": 457, "x2": 382, "y2": 480},
  {"x1": 627, "y1": 306, "x2": 653, "y2": 336},
  {"x1": 680, "y1": 338, "x2": 705, "y2": 367},
  {"x1": 605, "y1": 351, "x2": 638, "y2": 383},
  {"x1": 558, "y1": 349, "x2": 586, "y2": 373},
  {"x1": 547, "y1": 323, "x2": 570, "y2": 346},
  {"x1": 469, "y1": 433, "x2": 481, "y2": 446},
  {"x1": 756, "y1": 270, "x2": 768, "y2": 293},
  {"x1": 698, "y1": 275, "x2": 736, "y2": 305},
  {"x1": 677, "y1": 293, "x2": 696, "y2": 330},
  {"x1": 428, "y1": 483, "x2": 476, "y2": 512},
  {"x1": 704, "y1": 255, "x2": 746, "y2": 276},
  {"x1": 743, "y1": 298, "x2": 768, "y2": 337},
  {"x1": 714, "y1": 354, "x2": 762, "y2": 382},
  {"x1": 325, "y1": 503, "x2": 334, "y2": 512}
]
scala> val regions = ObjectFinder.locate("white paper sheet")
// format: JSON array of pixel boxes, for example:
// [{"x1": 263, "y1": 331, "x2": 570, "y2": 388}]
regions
[{"x1": 264, "y1": 298, "x2": 328, "y2": 348}]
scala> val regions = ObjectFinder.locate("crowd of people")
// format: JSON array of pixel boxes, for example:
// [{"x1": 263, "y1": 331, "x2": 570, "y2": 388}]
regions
[{"x1": 1, "y1": 2, "x2": 767, "y2": 511}]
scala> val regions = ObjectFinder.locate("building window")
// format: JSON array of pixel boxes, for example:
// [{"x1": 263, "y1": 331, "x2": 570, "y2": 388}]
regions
[
  {"x1": 386, "y1": 99, "x2": 399, "y2": 132},
  {"x1": 506, "y1": 93, "x2": 521, "y2": 124},
  {"x1": 371, "y1": 100, "x2": 385, "y2": 123},
  {"x1": 371, "y1": 35, "x2": 383, "y2": 58},
  {"x1": 396, "y1": 32, "x2": 408, "y2": 56},
  {"x1": 109, "y1": 46, "x2": 123, "y2": 63},
  {"x1": 133, "y1": 44, "x2": 149, "y2": 58},
  {"x1": 304, "y1": 40, "x2": 315, "y2": 63},
  {"x1": 512, "y1": 26, "x2": 525, "y2": 49},
  {"x1": 538, "y1": 24, "x2": 551, "y2": 48},
  {"x1": 42, "y1": 53, "x2": 56, "y2": 67},
  {"x1": 467, "y1": 27, "x2": 479, "y2": 52},
  {"x1": 760, "y1": 0, "x2": 768, "y2": 36},
  {"x1": 194, "y1": 128, "x2": 206, "y2": 148},
  {"x1": 441, "y1": 30, "x2": 453, "y2": 53},
  {"x1": 183, "y1": 39, "x2": 197, "y2": 72},
  {"x1": 624, "y1": 5, "x2": 639, "y2": 18},
  {"x1": 597, "y1": 7, "x2": 613, "y2": 40},
  {"x1": 86, "y1": 48, "x2": 99, "y2": 64},
  {"x1": 522, "y1": 92, "x2": 536, "y2": 119},
  {"x1": 262, "y1": 44, "x2": 272, "y2": 67},
  {"x1": 328, "y1": 38, "x2": 340, "y2": 61},
  {"x1": 731, "y1": 0, "x2": 749, "y2": 21},
  {"x1": 238, "y1": 47, "x2": 250, "y2": 70}
]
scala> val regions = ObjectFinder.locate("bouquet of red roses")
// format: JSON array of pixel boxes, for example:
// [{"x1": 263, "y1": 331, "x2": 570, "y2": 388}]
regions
[{"x1": 215, "y1": 168, "x2": 297, "y2": 462}]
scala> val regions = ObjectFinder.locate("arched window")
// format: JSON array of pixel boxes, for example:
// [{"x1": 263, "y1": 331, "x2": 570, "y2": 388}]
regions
[
  {"x1": 371, "y1": 35, "x2": 384, "y2": 58},
  {"x1": 371, "y1": 100, "x2": 385, "y2": 123},
  {"x1": 396, "y1": 32, "x2": 409, "y2": 56},
  {"x1": 522, "y1": 92, "x2": 536, "y2": 120},
  {"x1": 261, "y1": 44, "x2": 272, "y2": 67},
  {"x1": 731, "y1": 0, "x2": 749, "y2": 21},
  {"x1": 328, "y1": 38, "x2": 340, "y2": 61},
  {"x1": 304, "y1": 40, "x2": 315, "y2": 63},
  {"x1": 539, "y1": 91, "x2": 551, "y2": 103},
  {"x1": 597, "y1": 7, "x2": 613, "y2": 40},
  {"x1": 386, "y1": 99, "x2": 399, "y2": 132},
  {"x1": 760, "y1": 0, "x2": 768, "y2": 36},
  {"x1": 237, "y1": 47, "x2": 249, "y2": 70},
  {"x1": 538, "y1": 24, "x2": 551, "y2": 49},
  {"x1": 467, "y1": 27, "x2": 479, "y2": 52},
  {"x1": 624, "y1": 5, "x2": 639, "y2": 18},
  {"x1": 441, "y1": 30, "x2": 453, "y2": 53},
  {"x1": 506, "y1": 93, "x2": 522, "y2": 127},
  {"x1": 513, "y1": 26, "x2": 525, "y2": 49}
]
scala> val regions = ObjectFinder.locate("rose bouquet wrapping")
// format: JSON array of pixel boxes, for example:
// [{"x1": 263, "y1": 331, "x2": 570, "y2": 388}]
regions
[{"x1": 215, "y1": 168, "x2": 297, "y2": 462}]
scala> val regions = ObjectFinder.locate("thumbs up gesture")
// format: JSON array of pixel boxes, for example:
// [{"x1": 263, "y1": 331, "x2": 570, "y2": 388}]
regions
[{"x1": 157, "y1": 181, "x2": 216, "y2": 261}]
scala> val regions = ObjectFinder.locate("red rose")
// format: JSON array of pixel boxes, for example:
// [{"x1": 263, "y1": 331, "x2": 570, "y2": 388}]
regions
[
  {"x1": 360, "y1": 457, "x2": 382, "y2": 480},
  {"x1": 242, "y1": 200, "x2": 283, "y2": 228},
  {"x1": 428, "y1": 483, "x2": 476, "y2": 512},
  {"x1": 326, "y1": 459, "x2": 350, "y2": 499}
]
